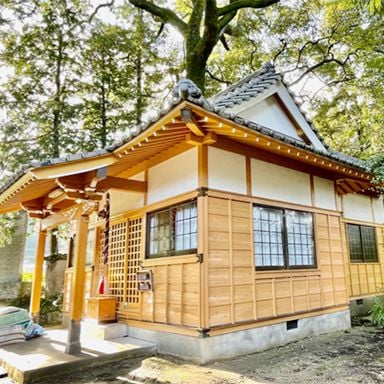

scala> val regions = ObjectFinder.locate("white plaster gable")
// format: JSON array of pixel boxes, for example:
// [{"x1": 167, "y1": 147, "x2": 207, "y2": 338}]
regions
[{"x1": 224, "y1": 81, "x2": 328, "y2": 153}]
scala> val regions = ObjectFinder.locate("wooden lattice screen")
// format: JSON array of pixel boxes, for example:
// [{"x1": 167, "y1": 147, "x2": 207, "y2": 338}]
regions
[
  {"x1": 108, "y1": 221, "x2": 128, "y2": 304},
  {"x1": 126, "y1": 218, "x2": 143, "y2": 305}
]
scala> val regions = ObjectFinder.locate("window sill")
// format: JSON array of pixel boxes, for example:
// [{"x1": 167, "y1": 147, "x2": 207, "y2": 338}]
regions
[
  {"x1": 142, "y1": 254, "x2": 199, "y2": 267},
  {"x1": 350, "y1": 261, "x2": 380, "y2": 264},
  {"x1": 255, "y1": 268, "x2": 320, "y2": 279}
]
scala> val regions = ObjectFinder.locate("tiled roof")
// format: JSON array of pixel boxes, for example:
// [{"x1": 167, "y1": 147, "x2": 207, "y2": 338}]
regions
[
  {"x1": 212, "y1": 63, "x2": 280, "y2": 108},
  {"x1": 210, "y1": 63, "x2": 329, "y2": 150},
  {"x1": 0, "y1": 72, "x2": 369, "y2": 197}
]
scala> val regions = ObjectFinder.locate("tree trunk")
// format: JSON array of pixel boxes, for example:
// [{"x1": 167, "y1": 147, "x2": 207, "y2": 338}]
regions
[
  {"x1": 186, "y1": 53, "x2": 208, "y2": 92},
  {"x1": 135, "y1": 9, "x2": 144, "y2": 125},
  {"x1": 0, "y1": 212, "x2": 28, "y2": 300},
  {"x1": 100, "y1": 82, "x2": 107, "y2": 147},
  {"x1": 52, "y1": 32, "x2": 63, "y2": 158}
]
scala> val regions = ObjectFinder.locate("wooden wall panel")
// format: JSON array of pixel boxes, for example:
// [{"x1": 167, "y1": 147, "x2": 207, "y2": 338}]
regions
[
  {"x1": 140, "y1": 260, "x2": 201, "y2": 327},
  {"x1": 315, "y1": 213, "x2": 348, "y2": 307},
  {"x1": 343, "y1": 224, "x2": 384, "y2": 298},
  {"x1": 206, "y1": 197, "x2": 349, "y2": 328},
  {"x1": 207, "y1": 197, "x2": 254, "y2": 327}
]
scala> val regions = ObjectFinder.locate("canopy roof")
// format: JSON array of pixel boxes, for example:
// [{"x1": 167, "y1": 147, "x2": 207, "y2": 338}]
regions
[{"x1": 0, "y1": 67, "x2": 374, "y2": 220}]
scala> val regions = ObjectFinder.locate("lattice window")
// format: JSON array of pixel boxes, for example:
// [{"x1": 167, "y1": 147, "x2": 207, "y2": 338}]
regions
[
  {"x1": 147, "y1": 200, "x2": 197, "y2": 258},
  {"x1": 253, "y1": 205, "x2": 315, "y2": 269},
  {"x1": 347, "y1": 224, "x2": 378, "y2": 262},
  {"x1": 108, "y1": 221, "x2": 128, "y2": 303},
  {"x1": 126, "y1": 218, "x2": 143, "y2": 305}
]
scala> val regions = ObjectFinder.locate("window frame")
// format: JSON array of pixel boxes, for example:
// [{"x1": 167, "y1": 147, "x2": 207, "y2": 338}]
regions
[
  {"x1": 346, "y1": 223, "x2": 378, "y2": 263},
  {"x1": 146, "y1": 199, "x2": 198, "y2": 259},
  {"x1": 253, "y1": 204, "x2": 317, "y2": 270}
]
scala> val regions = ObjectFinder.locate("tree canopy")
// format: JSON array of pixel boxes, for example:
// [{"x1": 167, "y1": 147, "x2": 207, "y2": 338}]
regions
[{"x1": 0, "y1": 0, "x2": 384, "y2": 244}]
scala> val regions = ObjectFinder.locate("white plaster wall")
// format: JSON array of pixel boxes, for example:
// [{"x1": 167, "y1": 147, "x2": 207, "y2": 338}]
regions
[
  {"x1": 208, "y1": 147, "x2": 247, "y2": 195},
  {"x1": 110, "y1": 190, "x2": 144, "y2": 216},
  {"x1": 343, "y1": 193, "x2": 373, "y2": 222},
  {"x1": 372, "y1": 196, "x2": 384, "y2": 224},
  {"x1": 130, "y1": 171, "x2": 145, "y2": 181},
  {"x1": 251, "y1": 159, "x2": 311, "y2": 206},
  {"x1": 238, "y1": 97, "x2": 302, "y2": 141},
  {"x1": 313, "y1": 176, "x2": 336, "y2": 211},
  {"x1": 147, "y1": 148, "x2": 198, "y2": 204}
]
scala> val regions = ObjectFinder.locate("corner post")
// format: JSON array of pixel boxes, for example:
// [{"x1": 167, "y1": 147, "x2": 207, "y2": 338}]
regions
[
  {"x1": 29, "y1": 223, "x2": 47, "y2": 322},
  {"x1": 65, "y1": 214, "x2": 89, "y2": 354}
]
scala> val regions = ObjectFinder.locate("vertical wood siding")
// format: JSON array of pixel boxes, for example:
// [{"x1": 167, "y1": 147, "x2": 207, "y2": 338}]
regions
[
  {"x1": 206, "y1": 196, "x2": 349, "y2": 328},
  {"x1": 344, "y1": 226, "x2": 384, "y2": 298},
  {"x1": 140, "y1": 259, "x2": 201, "y2": 327}
]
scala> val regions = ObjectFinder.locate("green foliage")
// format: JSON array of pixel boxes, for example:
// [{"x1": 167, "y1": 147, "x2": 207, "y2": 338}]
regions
[
  {"x1": 9, "y1": 290, "x2": 62, "y2": 326},
  {"x1": 367, "y1": 153, "x2": 384, "y2": 191},
  {"x1": 39, "y1": 293, "x2": 63, "y2": 326},
  {"x1": 0, "y1": 212, "x2": 18, "y2": 248},
  {"x1": 370, "y1": 296, "x2": 384, "y2": 328},
  {"x1": 22, "y1": 272, "x2": 34, "y2": 282}
]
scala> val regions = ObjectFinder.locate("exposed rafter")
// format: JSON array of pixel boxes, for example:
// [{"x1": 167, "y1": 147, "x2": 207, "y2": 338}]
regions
[{"x1": 181, "y1": 108, "x2": 205, "y2": 136}]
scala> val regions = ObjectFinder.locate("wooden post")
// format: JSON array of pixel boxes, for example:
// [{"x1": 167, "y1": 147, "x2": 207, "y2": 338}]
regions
[
  {"x1": 29, "y1": 223, "x2": 47, "y2": 322},
  {"x1": 65, "y1": 214, "x2": 89, "y2": 354}
]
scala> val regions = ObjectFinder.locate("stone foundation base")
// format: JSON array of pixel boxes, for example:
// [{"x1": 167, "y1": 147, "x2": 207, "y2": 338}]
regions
[
  {"x1": 0, "y1": 281, "x2": 21, "y2": 301},
  {"x1": 127, "y1": 309, "x2": 351, "y2": 363}
]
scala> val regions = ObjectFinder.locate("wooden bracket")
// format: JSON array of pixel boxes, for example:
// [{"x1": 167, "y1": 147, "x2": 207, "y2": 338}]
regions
[
  {"x1": 186, "y1": 132, "x2": 217, "y2": 146},
  {"x1": 181, "y1": 108, "x2": 205, "y2": 136},
  {"x1": 96, "y1": 177, "x2": 147, "y2": 193}
]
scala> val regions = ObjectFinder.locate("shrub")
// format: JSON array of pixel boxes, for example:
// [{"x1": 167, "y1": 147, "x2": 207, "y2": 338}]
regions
[{"x1": 370, "y1": 296, "x2": 384, "y2": 328}]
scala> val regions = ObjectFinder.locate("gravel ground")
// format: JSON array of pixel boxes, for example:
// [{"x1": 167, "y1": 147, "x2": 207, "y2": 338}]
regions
[{"x1": 42, "y1": 325, "x2": 384, "y2": 384}]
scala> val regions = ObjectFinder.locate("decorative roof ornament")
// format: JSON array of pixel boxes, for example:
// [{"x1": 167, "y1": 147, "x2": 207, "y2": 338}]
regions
[{"x1": 172, "y1": 79, "x2": 202, "y2": 100}]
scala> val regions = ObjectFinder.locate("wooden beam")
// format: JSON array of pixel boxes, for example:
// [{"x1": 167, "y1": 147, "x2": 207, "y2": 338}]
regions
[
  {"x1": 56, "y1": 174, "x2": 86, "y2": 191},
  {"x1": 186, "y1": 132, "x2": 217, "y2": 146},
  {"x1": 186, "y1": 133, "x2": 204, "y2": 146},
  {"x1": 45, "y1": 191, "x2": 67, "y2": 210},
  {"x1": 181, "y1": 107, "x2": 205, "y2": 136},
  {"x1": 66, "y1": 214, "x2": 89, "y2": 354},
  {"x1": 31, "y1": 155, "x2": 116, "y2": 180},
  {"x1": 29, "y1": 224, "x2": 46, "y2": 322},
  {"x1": 87, "y1": 166, "x2": 108, "y2": 191},
  {"x1": 96, "y1": 177, "x2": 147, "y2": 193},
  {"x1": 21, "y1": 198, "x2": 44, "y2": 213}
]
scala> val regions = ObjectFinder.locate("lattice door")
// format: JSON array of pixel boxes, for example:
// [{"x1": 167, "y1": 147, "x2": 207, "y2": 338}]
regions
[
  {"x1": 108, "y1": 221, "x2": 128, "y2": 305},
  {"x1": 126, "y1": 218, "x2": 143, "y2": 306}
]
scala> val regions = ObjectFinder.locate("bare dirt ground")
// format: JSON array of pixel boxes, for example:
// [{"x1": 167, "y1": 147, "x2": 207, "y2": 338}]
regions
[{"x1": 42, "y1": 325, "x2": 384, "y2": 384}]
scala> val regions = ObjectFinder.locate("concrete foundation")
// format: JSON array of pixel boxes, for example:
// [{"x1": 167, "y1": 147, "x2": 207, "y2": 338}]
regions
[
  {"x1": 349, "y1": 296, "x2": 382, "y2": 317},
  {"x1": 127, "y1": 309, "x2": 351, "y2": 363},
  {"x1": 81, "y1": 321, "x2": 128, "y2": 340}
]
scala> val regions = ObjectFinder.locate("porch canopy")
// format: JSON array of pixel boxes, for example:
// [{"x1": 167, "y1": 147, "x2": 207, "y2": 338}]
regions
[{"x1": 0, "y1": 79, "x2": 376, "y2": 354}]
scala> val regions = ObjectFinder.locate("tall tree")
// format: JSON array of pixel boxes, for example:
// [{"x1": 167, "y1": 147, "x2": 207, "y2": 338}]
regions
[
  {"x1": 79, "y1": 9, "x2": 164, "y2": 149},
  {"x1": 128, "y1": 0, "x2": 280, "y2": 92}
]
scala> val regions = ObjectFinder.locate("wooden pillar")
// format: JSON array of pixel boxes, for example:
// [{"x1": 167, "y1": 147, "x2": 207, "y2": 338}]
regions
[
  {"x1": 29, "y1": 223, "x2": 47, "y2": 322},
  {"x1": 65, "y1": 214, "x2": 89, "y2": 354},
  {"x1": 198, "y1": 144, "x2": 208, "y2": 188}
]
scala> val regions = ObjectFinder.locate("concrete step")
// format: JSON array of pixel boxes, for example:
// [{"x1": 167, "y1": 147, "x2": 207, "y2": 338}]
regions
[
  {"x1": 0, "y1": 379, "x2": 16, "y2": 384},
  {"x1": 81, "y1": 321, "x2": 128, "y2": 340},
  {"x1": 0, "y1": 330, "x2": 156, "y2": 384}
]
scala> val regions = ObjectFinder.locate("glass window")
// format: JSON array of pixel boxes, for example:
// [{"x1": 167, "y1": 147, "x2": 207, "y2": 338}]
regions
[
  {"x1": 147, "y1": 200, "x2": 197, "y2": 258},
  {"x1": 253, "y1": 205, "x2": 315, "y2": 269},
  {"x1": 347, "y1": 224, "x2": 378, "y2": 262}
]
